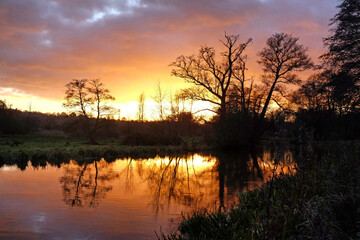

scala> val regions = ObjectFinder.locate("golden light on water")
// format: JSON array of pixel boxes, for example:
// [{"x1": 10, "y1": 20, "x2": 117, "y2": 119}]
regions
[
  {"x1": 0, "y1": 150, "x2": 297, "y2": 238},
  {"x1": 145, "y1": 154, "x2": 216, "y2": 169}
]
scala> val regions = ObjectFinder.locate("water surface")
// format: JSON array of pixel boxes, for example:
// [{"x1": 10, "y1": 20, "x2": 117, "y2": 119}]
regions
[{"x1": 0, "y1": 148, "x2": 295, "y2": 239}]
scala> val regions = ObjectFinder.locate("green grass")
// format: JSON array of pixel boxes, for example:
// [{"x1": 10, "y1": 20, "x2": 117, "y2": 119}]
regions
[
  {"x1": 160, "y1": 141, "x2": 360, "y2": 239},
  {"x1": 0, "y1": 135, "x2": 90, "y2": 151},
  {"x1": 0, "y1": 135, "x2": 207, "y2": 166}
]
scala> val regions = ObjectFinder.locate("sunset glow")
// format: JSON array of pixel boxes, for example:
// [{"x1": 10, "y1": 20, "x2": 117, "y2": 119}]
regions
[
  {"x1": 0, "y1": 0, "x2": 358, "y2": 237},
  {"x1": 0, "y1": 0, "x2": 338, "y2": 118}
]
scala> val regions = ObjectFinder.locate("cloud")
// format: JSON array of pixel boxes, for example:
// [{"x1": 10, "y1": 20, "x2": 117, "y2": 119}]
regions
[
  {"x1": 0, "y1": 87, "x2": 35, "y2": 98},
  {"x1": 0, "y1": 0, "x2": 338, "y2": 111}
]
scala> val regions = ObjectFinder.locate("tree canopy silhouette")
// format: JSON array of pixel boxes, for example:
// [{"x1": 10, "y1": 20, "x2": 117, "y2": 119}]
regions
[
  {"x1": 258, "y1": 33, "x2": 313, "y2": 121},
  {"x1": 170, "y1": 33, "x2": 252, "y2": 120},
  {"x1": 321, "y1": 0, "x2": 360, "y2": 113},
  {"x1": 63, "y1": 79, "x2": 115, "y2": 144}
]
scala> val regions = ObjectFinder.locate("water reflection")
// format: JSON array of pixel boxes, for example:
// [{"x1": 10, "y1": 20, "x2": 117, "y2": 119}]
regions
[
  {"x1": 0, "y1": 144, "x2": 296, "y2": 239},
  {"x1": 60, "y1": 160, "x2": 119, "y2": 207},
  {"x1": 140, "y1": 155, "x2": 219, "y2": 215},
  {"x1": 55, "y1": 144, "x2": 296, "y2": 214},
  {"x1": 214, "y1": 144, "x2": 295, "y2": 210}
]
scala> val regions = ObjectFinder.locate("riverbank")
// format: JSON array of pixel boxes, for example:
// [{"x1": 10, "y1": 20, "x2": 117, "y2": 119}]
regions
[
  {"x1": 0, "y1": 135, "x2": 209, "y2": 167},
  {"x1": 161, "y1": 141, "x2": 360, "y2": 239}
]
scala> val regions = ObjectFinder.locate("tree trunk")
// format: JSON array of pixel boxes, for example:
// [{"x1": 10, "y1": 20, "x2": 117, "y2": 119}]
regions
[
  {"x1": 259, "y1": 77, "x2": 278, "y2": 121},
  {"x1": 219, "y1": 98, "x2": 227, "y2": 122}
]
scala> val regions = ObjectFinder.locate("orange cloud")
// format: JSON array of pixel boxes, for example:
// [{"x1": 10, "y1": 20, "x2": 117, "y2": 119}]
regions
[{"x1": 0, "y1": 0, "x2": 338, "y2": 115}]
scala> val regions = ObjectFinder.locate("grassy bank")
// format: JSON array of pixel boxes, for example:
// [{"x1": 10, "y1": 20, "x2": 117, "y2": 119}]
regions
[
  {"x1": 0, "y1": 135, "x2": 208, "y2": 167},
  {"x1": 160, "y1": 141, "x2": 360, "y2": 239}
]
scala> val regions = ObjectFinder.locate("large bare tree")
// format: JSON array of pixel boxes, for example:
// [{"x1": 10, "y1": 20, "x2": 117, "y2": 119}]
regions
[
  {"x1": 63, "y1": 79, "x2": 115, "y2": 144},
  {"x1": 170, "y1": 34, "x2": 252, "y2": 120},
  {"x1": 258, "y1": 33, "x2": 313, "y2": 121}
]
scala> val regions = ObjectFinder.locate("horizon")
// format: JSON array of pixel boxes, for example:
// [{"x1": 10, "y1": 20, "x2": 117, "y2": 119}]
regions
[{"x1": 0, "y1": 0, "x2": 338, "y2": 118}]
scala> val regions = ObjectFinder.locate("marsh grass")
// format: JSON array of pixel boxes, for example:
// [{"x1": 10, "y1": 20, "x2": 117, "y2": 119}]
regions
[{"x1": 160, "y1": 141, "x2": 360, "y2": 239}]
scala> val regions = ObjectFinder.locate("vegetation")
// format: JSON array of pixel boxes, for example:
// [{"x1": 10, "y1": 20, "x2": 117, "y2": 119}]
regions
[
  {"x1": 257, "y1": 33, "x2": 313, "y2": 123},
  {"x1": 1, "y1": 8, "x2": 358, "y2": 147},
  {"x1": 0, "y1": 135, "x2": 210, "y2": 170},
  {"x1": 0, "y1": 1, "x2": 359, "y2": 238},
  {"x1": 63, "y1": 79, "x2": 115, "y2": 144},
  {"x1": 159, "y1": 141, "x2": 360, "y2": 239},
  {"x1": 170, "y1": 34, "x2": 252, "y2": 121},
  {"x1": 320, "y1": 0, "x2": 359, "y2": 113},
  {"x1": 155, "y1": 3, "x2": 360, "y2": 238}
]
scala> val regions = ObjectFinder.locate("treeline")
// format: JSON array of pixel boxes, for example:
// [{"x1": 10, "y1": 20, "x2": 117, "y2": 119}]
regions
[
  {"x1": 0, "y1": 102, "x2": 209, "y2": 147},
  {"x1": 1, "y1": 0, "x2": 359, "y2": 147}
]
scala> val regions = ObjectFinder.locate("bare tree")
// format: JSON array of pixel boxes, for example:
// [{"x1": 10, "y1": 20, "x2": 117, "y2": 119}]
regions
[
  {"x1": 258, "y1": 33, "x2": 313, "y2": 121},
  {"x1": 63, "y1": 79, "x2": 115, "y2": 144},
  {"x1": 171, "y1": 33, "x2": 252, "y2": 121},
  {"x1": 175, "y1": 90, "x2": 194, "y2": 113},
  {"x1": 152, "y1": 81, "x2": 166, "y2": 120},
  {"x1": 291, "y1": 74, "x2": 333, "y2": 111},
  {"x1": 169, "y1": 92, "x2": 180, "y2": 118},
  {"x1": 137, "y1": 92, "x2": 145, "y2": 121},
  {"x1": 26, "y1": 100, "x2": 32, "y2": 121}
]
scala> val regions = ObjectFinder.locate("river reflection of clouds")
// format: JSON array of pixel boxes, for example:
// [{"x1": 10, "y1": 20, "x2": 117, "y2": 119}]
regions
[{"x1": 0, "y1": 145, "x2": 296, "y2": 239}]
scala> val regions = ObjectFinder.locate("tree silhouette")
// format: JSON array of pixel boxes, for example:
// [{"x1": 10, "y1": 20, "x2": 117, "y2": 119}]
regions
[
  {"x1": 258, "y1": 33, "x2": 313, "y2": 122},
  {"x1": 171, "y1": 33, "x2": 252, "y2": 121},
  {"x1": 291, "y1": 74, "x2": 333, "y2": 111},
  {"x1": 63, "y1": 79, "x2": 115, "y2": 144},
  {"x1": 152, "y1": 81, "x2": 167, "y2": 120},
  {"x1": 321, "y1": 0, "x2": 360, "y2": 113},
  {"x1": 137, "y1": 92, "x2": 145, "y2": 121}
]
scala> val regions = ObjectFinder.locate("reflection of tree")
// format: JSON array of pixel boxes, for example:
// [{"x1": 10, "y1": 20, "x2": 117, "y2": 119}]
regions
[
  {"x1": 59, "y1": 160, "x2": 119, "y2": 207},
  {"x1": 56, "y1": 149, "x2": 295, "y2": 215},
  {"x1": 215, "y1": 151, "x2": 256, "y2": 210},
  {"x1": 121, "y1": 158, "x2": 136, "y2": 193},
  {"x1": 214, "y1": 145, "x2": 296, "y2": 210},
  {"x1": 142, "y1": 155, "x2": 218, "y2": 216},
  {"x1": 132, "y1": 149, "x2": 296, "y2": 215}
]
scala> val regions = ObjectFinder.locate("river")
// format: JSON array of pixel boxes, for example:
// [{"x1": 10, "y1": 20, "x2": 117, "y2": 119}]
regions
[{"x1": 0, "y1": 145, "x2": 296, "y2": 239}]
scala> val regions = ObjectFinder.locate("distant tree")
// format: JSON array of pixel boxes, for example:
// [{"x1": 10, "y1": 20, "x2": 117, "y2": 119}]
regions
[
  {"x1": 63, "y1": 79, "x2": 115, "y2": 144},
  {"x1": 291, "y1": 74, "x2": 333, "y2": 111},
  {"x1": 0, "y1": 99, "x2": 20, "y2": 134},
  {"x1": 321, "y1": 0, "x2": 360, "y2": 113},
  {"x1": 137, "y1": 92, "x2": 145, "y2": 121},
  {"x1": 171, "y1": 34, "x2": 252, "y2": 121},
  {"x1": 258, "y1": 33, "x2": 313, "y2": 122},
  {"x1": 152, "y1": 81, "x2": 166, "y2": 120},
  {"x1": 0, "y1": 99, "x2": 8, "y2": 110},
  {"x1": 167, "y1": 92, "x2": 180, "y2": 120},
  {"x1": 175, "y1": 90, "x2": 194, "y2": 113}
]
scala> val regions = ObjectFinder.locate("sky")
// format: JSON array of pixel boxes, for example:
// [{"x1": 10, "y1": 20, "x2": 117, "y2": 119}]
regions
[{"x1": 0, "y1": 0, "x2": 339, "y2": 118}]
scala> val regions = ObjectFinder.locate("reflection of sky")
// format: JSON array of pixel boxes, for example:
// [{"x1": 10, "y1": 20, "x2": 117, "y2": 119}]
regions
[{"x1": 0, "y1": 152, "x2": 296, "y2": 239}]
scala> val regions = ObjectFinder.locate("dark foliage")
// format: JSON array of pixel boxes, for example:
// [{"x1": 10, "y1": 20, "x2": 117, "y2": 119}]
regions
[
  {"x1": 321, "y1": 0, "x2": 360, "y2": 112},
  {"x1": 0, "y1": 101, "x2": 39, "y2": 134},
  {"x1": 161, "y1": 141, "x2": 360, "y2": 239},
  {"x1": 292, "y1": 110, "x2": 360, "y2": 140}
]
